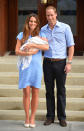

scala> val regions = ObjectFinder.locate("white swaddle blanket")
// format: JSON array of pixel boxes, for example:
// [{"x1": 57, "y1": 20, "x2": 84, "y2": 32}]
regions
[{"x1": 17, "y1": 36, "x2": 48, "y2": 70}]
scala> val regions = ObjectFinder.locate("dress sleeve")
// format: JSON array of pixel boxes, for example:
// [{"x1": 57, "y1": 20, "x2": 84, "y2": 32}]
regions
[
  {"x1": 39, "y1": 30, "x2": 47, "y2": 38},
  {"x1": 16, "y1": 32, "x2": 23, "y2": 40}
]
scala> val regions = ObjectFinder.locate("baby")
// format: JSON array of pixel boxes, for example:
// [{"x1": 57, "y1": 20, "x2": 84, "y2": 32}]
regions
[
  {"x1": 17, "y1": 36, "x2": 48, "y2": 70},
  {"x1": 20, "y1": 36, "x2": 48, "y2": 51}
]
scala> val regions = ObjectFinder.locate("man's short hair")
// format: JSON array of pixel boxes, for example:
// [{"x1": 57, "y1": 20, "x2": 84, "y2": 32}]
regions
[{"x1": 46, "y1": 6, "x2": 57, "y2": 13}]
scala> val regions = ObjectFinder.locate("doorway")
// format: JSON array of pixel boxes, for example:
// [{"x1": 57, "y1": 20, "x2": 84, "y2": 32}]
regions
[{"x1": 8, "y1": 0, "x2": 84, "y2": 54}]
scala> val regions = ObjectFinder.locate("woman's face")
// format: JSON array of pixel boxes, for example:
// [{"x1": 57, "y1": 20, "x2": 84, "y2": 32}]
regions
[{"x1": 29, "y1": 16, "x2": 37, "y2": 31}]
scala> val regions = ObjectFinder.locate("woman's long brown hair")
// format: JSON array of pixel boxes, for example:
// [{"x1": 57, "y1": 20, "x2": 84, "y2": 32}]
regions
[{"x1": 22, "y1": 13, "x2": 40, "y2": 44}]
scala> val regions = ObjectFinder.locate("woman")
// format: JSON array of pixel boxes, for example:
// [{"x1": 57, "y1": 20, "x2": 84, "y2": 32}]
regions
[{"x1": 15, "y1": 13, "x2": 49, "y2": 128}]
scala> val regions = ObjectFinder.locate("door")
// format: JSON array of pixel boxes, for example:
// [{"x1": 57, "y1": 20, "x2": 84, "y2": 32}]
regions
[
  {"x1": 77, "y1": 0, "x2": 84, "y2": 53},
  {"x1": 18, "y1": 0, "x2": 57, "y2": 32},
  {"x1": 8, "y1": 0, "x2": 18, "y2": 53},
  {"x1": 8, "y1": 0, "x2": 84, "y2": 54},
  {"x1": 9, "y1": 0, "x2": 39, "y2": 53},
  {"x1": 57, "y1": 0, "x2": 77, "y2": 53},
  {"x1": 18, "y1": 0, "x2": 38, "y2": 33},
  {"x1": 38, "y1": 0, "x2": 57, "y2": 27},
  {"x1": 38, "y1": 0, "x2": 84, "y2": 54},
  {"x1": 0, "y1": 0, "x2": 8, "y2": 56}
]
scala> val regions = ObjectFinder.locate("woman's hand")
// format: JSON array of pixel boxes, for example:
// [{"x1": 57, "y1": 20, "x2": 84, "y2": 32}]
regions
[
  {"x1": 23, "y1": 44, "x2": 33, "y2": 50},
  {"x1": 26, "y1": 49, "x2": 39, "y2": 55}
]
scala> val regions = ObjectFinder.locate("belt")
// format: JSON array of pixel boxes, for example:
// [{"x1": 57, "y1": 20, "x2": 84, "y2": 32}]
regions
[{"x1": 44, "y1": 58, "x2": 65, "y2": 62}]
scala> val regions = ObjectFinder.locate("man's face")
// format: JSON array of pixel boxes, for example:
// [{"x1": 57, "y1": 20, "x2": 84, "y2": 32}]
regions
[{"x1": 46, "y1": 9, "x2": 57, "y2": 25}]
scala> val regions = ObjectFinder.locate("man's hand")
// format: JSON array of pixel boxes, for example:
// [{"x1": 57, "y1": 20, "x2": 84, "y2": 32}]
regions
[{"x1": 64, "y1": 63, "x2": 71, "y2": 74}]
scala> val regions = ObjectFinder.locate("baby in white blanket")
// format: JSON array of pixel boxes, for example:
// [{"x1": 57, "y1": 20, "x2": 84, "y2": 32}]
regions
[{"x1": 17, "y1": 36, "x2": 48, "y2": 70}]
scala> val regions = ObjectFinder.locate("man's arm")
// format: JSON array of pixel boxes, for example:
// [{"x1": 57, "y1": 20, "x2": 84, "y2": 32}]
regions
[
  {"x1": 25, "y1": 43, "x2": 49, "y2": 51},
  {"x1": 64, "y1": 24, "x2": 75, "y2": 74},
  {"x1": 64, "y1": 45, "x2": 74, "y2": 73},
  {"x1": 67, "y1": 45, "x2": 74, "y2": 62}
]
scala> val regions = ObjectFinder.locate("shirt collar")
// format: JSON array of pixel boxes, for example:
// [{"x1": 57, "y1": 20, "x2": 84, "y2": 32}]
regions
[
  {"x1": 47, "y1": 20, "x2": 61, "y2": 29},
  {"x1": 56, "y1": 21, "x2": 61, "y2": 27}
]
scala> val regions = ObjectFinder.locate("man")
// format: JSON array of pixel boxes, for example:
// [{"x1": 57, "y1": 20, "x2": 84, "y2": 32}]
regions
[{"x1": 40, "y1": 6, "x2": 75, "y2": 127}]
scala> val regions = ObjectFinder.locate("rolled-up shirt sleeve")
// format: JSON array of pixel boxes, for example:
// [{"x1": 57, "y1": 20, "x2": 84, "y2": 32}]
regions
[{"x1": 65, "y1": 25, "x2": 75, "y2": 47}]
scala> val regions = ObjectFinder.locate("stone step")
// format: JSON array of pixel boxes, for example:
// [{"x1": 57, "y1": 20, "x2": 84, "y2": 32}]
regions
[
  {"x1": 1, "y1": 56, "x2": 84, "y2": 63},
  {"x1": 0, "y1": 72, "x2": 84, "y2": 85},
  {"x1": 0, "y1": 72, "x2": 19, "y2": 85},
  {"x1": 0, "y1": 110, "x2": 84, "y2": 121},
  {"x1": 0, "y1": 56, "x2": 84, "y2": 73},
  {"x1": 0, "y1": 85, "x2": 84, "y2": 98},
  {"x1": 0, "y1": 97, "x2": 84, "y2": 111},
  {"x1": 0, "y1": 55, "x2": 84, "y2": 122},
  {"x1": 0, "y1": 63, "x2": 18, "y2": 72},
  {"x1": 66, "y1": 73, "x2": 84, "y2": 85},
  {"x1": 0, "y1": 55, "x2": 17, "y2": 72},
  {"x1": 71, "y1": 65, "x2": 84, "y2": 73},
  {"x1": 0, "y1": 63, "x2": 84, "y2": 73}
]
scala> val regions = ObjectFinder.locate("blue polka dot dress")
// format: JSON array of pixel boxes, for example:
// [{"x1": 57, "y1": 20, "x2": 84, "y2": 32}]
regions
[{"x1": 17, "y1": 32, "x2": 43, "y2": 89}]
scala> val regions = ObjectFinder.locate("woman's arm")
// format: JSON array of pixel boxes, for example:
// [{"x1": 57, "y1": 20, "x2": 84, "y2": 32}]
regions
[{"x1": 15, "y1": 39, "x2": 39, "y2": 56}]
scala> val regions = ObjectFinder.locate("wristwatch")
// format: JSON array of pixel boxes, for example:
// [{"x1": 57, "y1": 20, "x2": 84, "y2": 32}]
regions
[{"x1": 67, "y1": 61, "x2": 72, "y2": 64}]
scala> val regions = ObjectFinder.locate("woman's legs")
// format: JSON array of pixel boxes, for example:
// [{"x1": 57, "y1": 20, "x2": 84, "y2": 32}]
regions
[
  {"x1": 30, "y1": 86, "x2": 39, "y2": 124},
  {"x1": 23, "y1": 86, "x2": 30, "y2": 124}
]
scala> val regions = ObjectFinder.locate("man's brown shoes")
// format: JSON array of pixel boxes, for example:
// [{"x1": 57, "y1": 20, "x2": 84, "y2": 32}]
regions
[
  {"x1": 44, "y1": 119, "x2": 54, "y2": 125},
  {"x1": 59, "y1": 120, "x2": 67, "y2": 127},
  {"x1": 44, "y1": 119, "x2": 67, "y2": 127}
]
